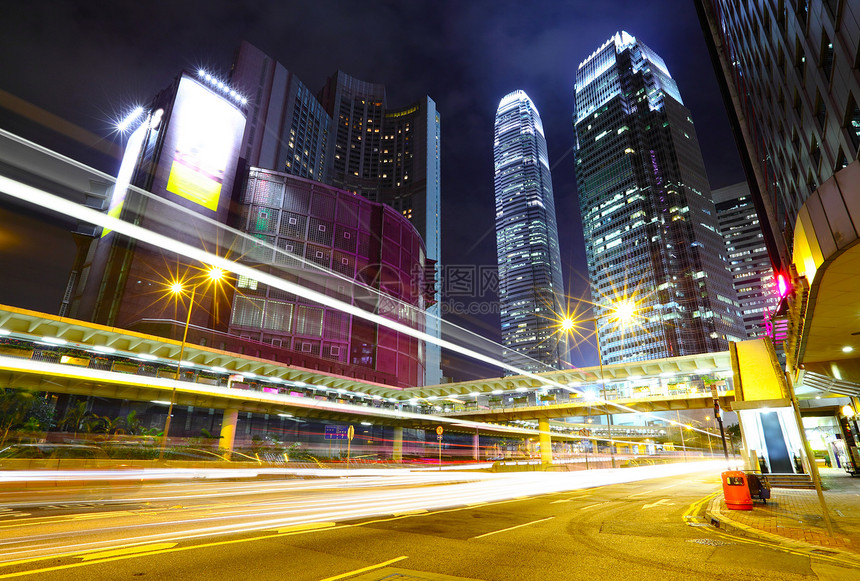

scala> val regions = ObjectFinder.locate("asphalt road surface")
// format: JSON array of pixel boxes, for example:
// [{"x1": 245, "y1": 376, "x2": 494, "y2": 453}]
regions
[{"x1": 0, "y1": 466, "x2": 856, "y2": 580}]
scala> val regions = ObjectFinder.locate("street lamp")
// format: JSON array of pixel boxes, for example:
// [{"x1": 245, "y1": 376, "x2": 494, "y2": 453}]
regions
[
  {"x1": 704, "y1": 415, "x2": 714, "y2": 455},
  {"x1": 159, "y1": 266, "x2": 226, "y2": 459},
  {"x1": 561, "y1": 300, "x2": 636, "y2": 469}
]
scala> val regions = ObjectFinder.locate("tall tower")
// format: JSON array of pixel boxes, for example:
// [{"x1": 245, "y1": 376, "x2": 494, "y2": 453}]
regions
[
  {"x1": 320, "y1": 71, "x2": 442, "y2": 385},
  {"x1": 493, "y1": 90, "x2": 567, "y2": 372},
  {"x1": 231, "y1": 50, "x2": 442, "y2": 386},
  {"x1": 231, "y1": 41, "x2": 331, "y2": 182},
  {"x1": 713, "y1": 182, "x2": 781, "y2": 339},
  {"x1": 573, "y1": 32, "x2": 744, "y2": 364}
]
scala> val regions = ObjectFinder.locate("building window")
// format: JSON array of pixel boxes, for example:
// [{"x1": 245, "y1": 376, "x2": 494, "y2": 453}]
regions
[
  {"x1": 820, "y1": 35, "x2": 834, "y2": 82},
  {"x1": 809, "y1": 135, "x2": 821, "y2": 171},
  {"x1": 814, "y1": 92, "x2": 827, "y2": 128},
  {"x1": 835, "y1": 148, "x2": 848, "y2": 172}
]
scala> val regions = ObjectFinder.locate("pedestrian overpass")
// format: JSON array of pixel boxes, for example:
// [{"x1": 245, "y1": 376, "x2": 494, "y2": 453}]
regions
[{"x1": 0, "y1": 303, "x2": 741, "y2": 458}]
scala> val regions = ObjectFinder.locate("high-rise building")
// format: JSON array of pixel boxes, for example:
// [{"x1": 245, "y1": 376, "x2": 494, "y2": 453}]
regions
[
  {"x1": 319, "y1": 71, "x2": 442, "y2": 385},
  {"x1": 697, "y1": 0, "x2": 860, "y2": 272},
  {"x1": 713, "y1": 182, "x2": 780, "y2": 338},
  {"x1": 698, "y1": 1, "x2": 860, "y2": 466},
  {"x1": 231, "y1": 41, "x2": 331, "y2": 183},
  {"x1": 573, "y1": 32, "x2": 744, "y2": 364},
  {"x1": 493, "y1": 90, "x2": 567, "y2": 372},
  {"x1": 66, "y1": 64, "x2": 431, "y2": 387},
  {"x1": 697, "y1": 1, "x2": 860, "y2": 398},
  {"x1": 231, "y1": 48, "x2": 443, "y2": 386}
]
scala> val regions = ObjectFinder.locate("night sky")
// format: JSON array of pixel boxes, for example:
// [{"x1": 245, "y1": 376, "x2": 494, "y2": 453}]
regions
[{"x1": 0, "y1": 1, "x2": 744, "y2": 371}]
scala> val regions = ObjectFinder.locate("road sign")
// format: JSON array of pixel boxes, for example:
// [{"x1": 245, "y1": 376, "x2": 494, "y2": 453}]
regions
[
  {"x1": 324, "y1": 425, "x2": 349, "y2": 440},
  {"x1": 347, "y1": 425, "x2": 355, "y2": 441},
  {"x1": 436, "y1": 426, "x2": 443, "y2": 436}
]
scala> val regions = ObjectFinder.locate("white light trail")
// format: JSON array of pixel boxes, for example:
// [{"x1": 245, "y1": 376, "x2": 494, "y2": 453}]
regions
[
  {"x1": 0, "y1": 175, "x2": 575, "y2": 391},
  {"x1": 0, "y1": 133, "x2": 730, "y2": 437},
  {"x1": 0, "y1": 463, "x2": 727, "y2": 565},
  {"x1": 0, "y1": 355, "x2": 537, "y2": 437}
]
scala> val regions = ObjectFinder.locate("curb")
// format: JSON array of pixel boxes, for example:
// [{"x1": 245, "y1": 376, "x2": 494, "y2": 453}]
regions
[{"x1": 704, "y1": 497, "x2": 860, "y2": 564}]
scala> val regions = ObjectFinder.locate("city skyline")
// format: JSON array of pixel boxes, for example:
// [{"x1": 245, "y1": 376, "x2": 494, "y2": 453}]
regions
[{"x1": 0, "y1": 2, "x2": 745, "y2": 370}]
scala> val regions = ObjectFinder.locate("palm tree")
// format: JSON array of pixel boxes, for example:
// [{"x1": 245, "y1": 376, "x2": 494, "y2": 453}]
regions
[
  {"x1": 89, "y1": 414, "x2": 125, "y2": 436},
  {"x1": 0, "y1": 389, "x2": 36, "y2": 448},
  {"x1": 124, "y1": 410, "x2": 142, "y2": 435},
  {"x1": 60, "y1": 401, "x2": 91, "y2": 437}
]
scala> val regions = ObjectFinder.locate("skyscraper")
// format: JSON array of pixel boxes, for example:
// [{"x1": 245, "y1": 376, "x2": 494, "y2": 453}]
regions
[
  {"x1": 320, "y1": 71, "x2": 443, "y2": 385},
  {"x1": 713, "y1": 182, "x2": 781, "y2": 339},
  {"x1": 231, "y1": 41, "x2": 331, "y2": 183},
  {"x1": 573, "y1": 32, "x2": 744, "y2": 364},
  {"x1": 697, "y1": 0, "x2": 860, "y2": 272},
  {"x1": 493, "y1": 90, "x2": 567, "y2": 372},
  {"x1": 231, "y1": 48, "x2": 443, "y2": 386}
]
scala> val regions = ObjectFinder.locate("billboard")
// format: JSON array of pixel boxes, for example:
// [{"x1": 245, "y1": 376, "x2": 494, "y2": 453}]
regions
[{"x1": 164, "y1": 76, "x2": 246, "y2": 212}]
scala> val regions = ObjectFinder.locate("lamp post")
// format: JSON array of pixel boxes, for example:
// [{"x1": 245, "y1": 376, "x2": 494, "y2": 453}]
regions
[
  {"x1": 676, "y1": 411, "x2": 688, "y2": 462},
  {"x1": 704, "y1": 415, "x2": 714, "y2": 455},
  {"x1": 159, "y1": 266, "x2": 225, "y2": 460},
  {"x1": 561, "y1": 300, "x2": 636, "y2": 470}
]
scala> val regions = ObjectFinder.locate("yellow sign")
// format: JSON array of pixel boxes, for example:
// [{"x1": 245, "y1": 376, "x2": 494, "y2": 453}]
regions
[
  {"x1": 166, "y1": 160, "x2": 222, "y2": 211},
  {"x1": 60, "y1": 355, "x2": 90, "y2": 367},
  {"x1": 436, "y1": 426, "x2": 444, "y2": 436}
]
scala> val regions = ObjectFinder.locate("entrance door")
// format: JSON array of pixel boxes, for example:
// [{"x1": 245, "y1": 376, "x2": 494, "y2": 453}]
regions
[{"x1": 760, "y1": 411, "x2": 794, "y2": 473}]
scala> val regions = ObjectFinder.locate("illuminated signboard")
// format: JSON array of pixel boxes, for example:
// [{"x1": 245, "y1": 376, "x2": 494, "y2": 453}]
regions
[
  {"x1": 164, "y1": 77, "x2": 245, "y2": 212},
  {"x1": 102, "y1": 121, "x2": 147, "y2": 237}
]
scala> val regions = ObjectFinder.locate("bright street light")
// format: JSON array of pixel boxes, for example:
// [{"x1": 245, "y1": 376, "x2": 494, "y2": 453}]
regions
[
  {"x1": 613, "y1": 300, "x2": 636, "y2": 325},
  {"x1": 159, "y1": 265, "x2": 229, "y2": 460},
  {"x1": 559, "y1": 299, "x2": 639, "y2": 469}
]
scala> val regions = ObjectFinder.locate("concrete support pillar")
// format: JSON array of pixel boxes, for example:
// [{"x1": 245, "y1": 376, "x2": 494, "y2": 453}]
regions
[
  {"x1": 473, "y1": 431, "x2": 480, "y2": 461},
  {"x1": 392, "y1": 426, "x2": 403, "y2": 463},
  {"x1": 220, "y1": 408, "x2": 239, "y2": 455},
  {"x1": 539, "y1": 419, "x2": 553, "y2": 467}
]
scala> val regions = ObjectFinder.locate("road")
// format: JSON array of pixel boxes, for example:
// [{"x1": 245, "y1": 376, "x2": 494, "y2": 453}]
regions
[{"x1": 0, "y1": 464, "x2": 855, "y2": 580}]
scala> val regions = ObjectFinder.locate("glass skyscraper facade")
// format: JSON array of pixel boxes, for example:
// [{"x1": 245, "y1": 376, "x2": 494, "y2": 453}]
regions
[
  {"x1": 713, "y1": 182, "x2": 781, "y2": 339},
  {"x1": 493, "y1": 90, "x2": 567, "y2": 372},
  {"x1": 573, "y1": 32, "x2": 744, "y2": 364}
]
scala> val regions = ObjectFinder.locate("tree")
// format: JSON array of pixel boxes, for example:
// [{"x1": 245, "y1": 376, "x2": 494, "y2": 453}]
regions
[
  {"x1": 0, "y1": 389, "x2": 54, "y2": 447},
  {"x1": 725, "y1": 423, "x2": 742, "y2": 452},
  {"x1": 89, "y1": 414, "x2": 125, "y2": 436},
  {"x1": 0, "y1": 389, "x2": 34, "y2": 447},
  {"x1": 124, "y1": 410, "x2": 141, "y2": 435},
  {"x1": 60, "y1": 401, "x2": 92, "y2": 437}
]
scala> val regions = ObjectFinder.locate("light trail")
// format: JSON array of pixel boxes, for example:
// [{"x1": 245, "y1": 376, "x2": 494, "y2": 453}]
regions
[
  {"x1": 0, "y1": 130, "x2": 724, "y2": 439},
  {"x1": 0, "y1": 353, "x2": 699, "y2": 445},
  {"x1": 0, "y1": 462, "x2": 726, "y2": 566}
]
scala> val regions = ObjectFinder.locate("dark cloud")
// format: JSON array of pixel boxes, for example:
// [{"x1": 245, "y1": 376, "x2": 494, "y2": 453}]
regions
[{"x1": 0, "y1": 0, "x2": 744, "y2": 368}]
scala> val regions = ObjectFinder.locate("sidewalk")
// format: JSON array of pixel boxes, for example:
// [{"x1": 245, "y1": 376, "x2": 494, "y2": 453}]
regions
[{"x1": 706, "y1": 468, "x2": 860, "y2": 561}]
